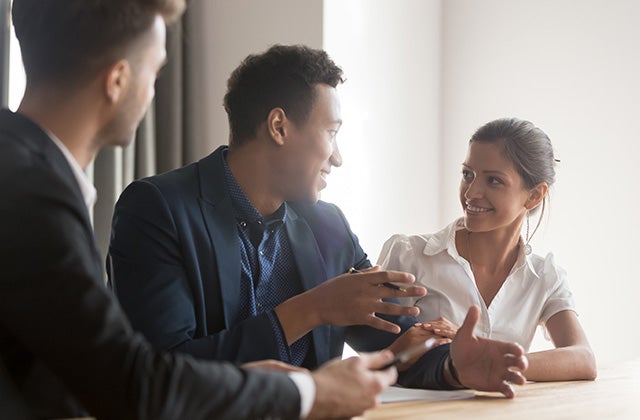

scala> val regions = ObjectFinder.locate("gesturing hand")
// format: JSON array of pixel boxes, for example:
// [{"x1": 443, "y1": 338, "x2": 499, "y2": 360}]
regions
[
  {"x1": 308, "y1": 266, "x2": 426, "y2": 334},
  {"x1": 275, "y1": 266, "x2": 427, "y2": 345},
  {"x1": 308, "y1": 351, "x2": 397, "y2": 419},
  {"x1": 450, "y1": 306, "x2": 528, "y2": 398}
]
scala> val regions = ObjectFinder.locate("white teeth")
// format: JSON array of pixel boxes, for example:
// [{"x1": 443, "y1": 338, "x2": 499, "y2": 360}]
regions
[{"x1": 467, "y1": 205, "x2": 490, "y2": 212}]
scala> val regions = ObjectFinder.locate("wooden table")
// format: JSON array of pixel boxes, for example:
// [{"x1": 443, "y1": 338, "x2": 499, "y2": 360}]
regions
[{"x1": 358, "y1": 358, "x2": 640, "y2": 419}]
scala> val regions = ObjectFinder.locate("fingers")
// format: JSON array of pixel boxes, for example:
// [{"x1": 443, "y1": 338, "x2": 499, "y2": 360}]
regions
[
  {"x1": 504, "y1": 369, "x2": 527, "y2": 386},
  {"x1": 360, "y1": 350, "x2": 393, "y2": 370},
  {"x1": 376, "y1": 284, "x2": 426, "y2": 298},
  {"x1": 347, "y1": 268, "x2": 426, "y2": 297},
  {"x1": 375, "y1": 301, "x2": 420, "y2": 317},
  {"x1": 498, "y1": 381, "x2": 516, "y2": 399},
  {"x1": 359, "y1": 351, "x2": 398, "y2": 386},
  {"x1": 358, "y1": 269, "x2": 416, "y2": 285},
  {"x1": 457, "y1": 305, "x2": 480, "y2": 339},
  {"x1": 504, "y1": 352, "x2": 528, "y2": 373},
  {"x1": 506, "y1": 342, "x2": 525, "y2": 358},
  {"x1": 365, "y1": 316, "x2": 402, "y2": 334},
  {"x1": 422, "y1": 323, "x2": 457, "y2": 339}
]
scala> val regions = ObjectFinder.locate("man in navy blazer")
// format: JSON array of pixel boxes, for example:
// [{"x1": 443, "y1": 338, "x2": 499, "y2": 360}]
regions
[{"x1": 109, "y1": 45, "x2": 528, "y2": 395}]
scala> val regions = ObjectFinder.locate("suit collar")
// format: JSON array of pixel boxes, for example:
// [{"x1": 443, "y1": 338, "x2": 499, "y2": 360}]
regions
[
  {"x1": 196, "y1": 146, "x2": 243, "y2": 326},
  {"x1": 197, "y1": 145, "x2": 230, "y2": 207}
]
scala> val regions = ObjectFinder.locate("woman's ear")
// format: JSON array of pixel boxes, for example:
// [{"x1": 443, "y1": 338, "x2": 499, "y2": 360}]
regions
[
  {"x1": 104, "y1": 59, "x2": 131, "y2": 104},
  {"x1": 526, "y1": 182, "x2": 549, "y2": 210},
  {"x1": 267, "y1": 108, "x2": 287, "y2": 146}
]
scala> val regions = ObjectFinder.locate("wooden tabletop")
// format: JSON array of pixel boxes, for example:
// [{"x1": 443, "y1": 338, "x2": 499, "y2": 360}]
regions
[{"x1": 358, "y1": 358, "x2": 640, "y2": 419}]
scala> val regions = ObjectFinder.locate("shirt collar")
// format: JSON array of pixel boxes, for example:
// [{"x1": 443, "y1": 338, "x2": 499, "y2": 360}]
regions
[
  {"x1": 423, "y1": 217, "x2": 540, "y2": 279},
  {"x1": 222, "y1": 150, "x2": 287, "y2": 226},
  {"x1": 47, "y1": 132, "x2": 97, "y2": 211}
]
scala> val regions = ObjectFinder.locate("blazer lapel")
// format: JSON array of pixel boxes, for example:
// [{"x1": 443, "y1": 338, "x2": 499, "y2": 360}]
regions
[
  {"x1": 286, "y1": 208, "x2": 331, "y2": 365},
  {"x1": 197, "y1": 147, "x2": 242, "y2": 328}
]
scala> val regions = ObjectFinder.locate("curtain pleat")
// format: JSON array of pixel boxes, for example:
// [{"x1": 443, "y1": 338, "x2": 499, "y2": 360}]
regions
[
  {"x1": 93, "y1": 16, "x2": 190, "y2": 271},
  {"x1": 1, "y1": 0, "x2": 11, "y2": 107}
]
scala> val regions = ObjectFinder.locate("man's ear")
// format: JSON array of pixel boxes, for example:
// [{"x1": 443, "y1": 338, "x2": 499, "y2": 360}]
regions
[
  {"x1": 267, "y1": 108, "x2": 287, "y2": 146},
  {"x1": 526, "y1": 182, "x2": 549, "y2": 210},
  {"x1": 104, "y1": 59, "x2": 131, "y2": 104}
]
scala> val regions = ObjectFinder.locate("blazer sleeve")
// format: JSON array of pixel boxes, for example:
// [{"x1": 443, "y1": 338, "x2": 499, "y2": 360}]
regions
[
  {"x1": 108, "y1": 180, "x2": 284, "y2": 363},
  {"x1": 0, "y1": 164, "x2": 300, "y2": 420}
]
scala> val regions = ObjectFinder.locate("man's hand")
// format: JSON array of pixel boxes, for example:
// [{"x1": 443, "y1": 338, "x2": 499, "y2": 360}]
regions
[
  {"x1": 307, "y1": 351, "x2": 397, "y2": 419},
  {"x1": 275, "y1": 266, "x2": 426, "y2": 344},
  {"x1": 450, "y1": 306, "x2": 528, "y2": 398}
]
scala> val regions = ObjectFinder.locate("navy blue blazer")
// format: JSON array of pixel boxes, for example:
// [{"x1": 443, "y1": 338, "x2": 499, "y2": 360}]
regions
[
  {"x1": 109, "y1": 146, "x2": 453, "y2": 388},
  {"x1": 109, "y1": 145, "x2": 418, "y2": 366}
]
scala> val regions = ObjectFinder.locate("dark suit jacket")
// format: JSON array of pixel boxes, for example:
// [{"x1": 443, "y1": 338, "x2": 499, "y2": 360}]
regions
[
  {"x1": 109, "y1": 146, "x2": 450, "y2": 387},
  {"x1": 0, "y1": 109, "x2": 300, "y2": 420}
]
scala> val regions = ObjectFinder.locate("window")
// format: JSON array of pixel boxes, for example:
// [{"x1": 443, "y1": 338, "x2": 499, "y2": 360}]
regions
[{"x1": 8, "y1": 0, "x2": 25, "y2": 110}]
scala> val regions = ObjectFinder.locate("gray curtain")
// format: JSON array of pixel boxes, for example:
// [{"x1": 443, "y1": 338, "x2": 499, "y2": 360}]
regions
[
  {"x1": 1, "y1": 0, "x2": 10, "y2": 107},
  {"x1": 93, "y1": 13, "x2": 193, "y2": 270}
]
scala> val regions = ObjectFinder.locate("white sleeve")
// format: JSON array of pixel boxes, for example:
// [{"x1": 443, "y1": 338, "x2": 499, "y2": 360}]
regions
[
  {"x1": 540, "y1": 254, "x2": 577, "y2": 323},
  {"x1": 288, "y1": 371, "x2": 316, "y2": 419},
  {"x1": 377, "y1": 234, "x2": 411, "y2": 269}
]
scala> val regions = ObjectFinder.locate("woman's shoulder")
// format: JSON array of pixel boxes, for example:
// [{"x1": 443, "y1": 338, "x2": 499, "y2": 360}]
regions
[
  {"x1": 382, "y1": 232, "x2": 430, "y2": 247},
  {"x1": 378, "y1": 223, "x2": 457, "y2": 268},
  {"x1": 527, "y1": 251, "x2": 567, "y2": 284}
]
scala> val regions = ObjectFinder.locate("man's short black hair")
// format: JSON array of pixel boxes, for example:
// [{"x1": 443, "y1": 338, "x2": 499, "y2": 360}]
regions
[
  {"x1": 223, "y1": 44, "x2": 344, "y2": 146},
  {"x1": 11, "y1": 0, "x2": 185, "y2": 86}
]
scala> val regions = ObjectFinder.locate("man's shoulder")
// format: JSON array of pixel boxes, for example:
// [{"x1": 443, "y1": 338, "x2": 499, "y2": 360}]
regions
[
  {"x1": 0, "y1": 134, "x2": 66, "y2": 202},
  {"x1": 131, "y1": 147, "x2": 226, "y2": 200},
  {"x1": 122, "y1": 161, "x2": 201, "y2": 204},
  {"x1": 288, "y1": 200, "x2": 345, "y2": 223},
  {"x1": 0, "y1": 121, "x2": 40, "y2": 175}
]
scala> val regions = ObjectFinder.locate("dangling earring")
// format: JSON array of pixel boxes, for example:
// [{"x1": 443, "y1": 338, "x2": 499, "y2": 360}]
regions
[{"x1": 524, "y1": 212, "x2": 532, "y2": 255}]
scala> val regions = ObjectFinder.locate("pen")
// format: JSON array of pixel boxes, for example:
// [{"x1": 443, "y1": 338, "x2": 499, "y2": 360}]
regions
[
  {"x1": 348, "y1": 267, "x2": 408, "y2": 292},
  {"x1": 378, "y1": 337, "x2": 437, "y2": 370}
]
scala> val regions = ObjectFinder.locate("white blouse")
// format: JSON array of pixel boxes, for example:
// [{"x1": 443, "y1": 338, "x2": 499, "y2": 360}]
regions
[{"x1": 377, "y1": 218, "x2": 576, "y2": 352}]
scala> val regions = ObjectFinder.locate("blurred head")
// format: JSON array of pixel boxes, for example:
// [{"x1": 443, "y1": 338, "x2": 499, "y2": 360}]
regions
[
  {"x1": 225, "y1": 45, "x2": 345, "y2": 203},
  {"x1": 460, "y1": 118, "x2": 555, "y2": 234},
  {"x1": 11, "y1": 0, "x2": 186, "y2": 146}
]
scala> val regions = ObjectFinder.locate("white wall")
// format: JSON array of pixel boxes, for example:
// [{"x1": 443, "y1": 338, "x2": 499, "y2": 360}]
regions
[
  {"x1": 322, "y1": 0, "x2": 443, "y2": 259},
  {"x1": 440, "y1": 0, "x2": 640, "y2": 365}
]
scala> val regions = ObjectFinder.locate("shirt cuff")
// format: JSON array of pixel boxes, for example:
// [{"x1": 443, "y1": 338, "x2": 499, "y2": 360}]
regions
[{"x1": 288, "y1": 371, "x2": 316, "y2": 419}]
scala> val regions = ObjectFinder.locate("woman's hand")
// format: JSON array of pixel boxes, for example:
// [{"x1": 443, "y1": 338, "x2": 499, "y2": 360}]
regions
[{"x1": 418, "y1": 316, "x2": 459, "y2": 339}]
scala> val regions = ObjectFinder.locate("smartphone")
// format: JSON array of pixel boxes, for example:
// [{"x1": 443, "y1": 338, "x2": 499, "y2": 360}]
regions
[{"x1": 378, "y1": 338, "x2": 437, "y2": 370}]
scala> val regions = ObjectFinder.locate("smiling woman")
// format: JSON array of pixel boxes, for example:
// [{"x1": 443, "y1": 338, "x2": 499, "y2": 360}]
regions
[{"x1": 378, "y1": 118, "x2": 597, "y2": 382}]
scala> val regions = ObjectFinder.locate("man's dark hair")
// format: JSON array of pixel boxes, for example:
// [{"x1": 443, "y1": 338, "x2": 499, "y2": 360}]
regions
[
  {"x1": 223, "y1": 44, "x2": 344, "y2": 146},
  {"x1": 11, "y1": 0, "x2": 185, "y2": 86}
]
